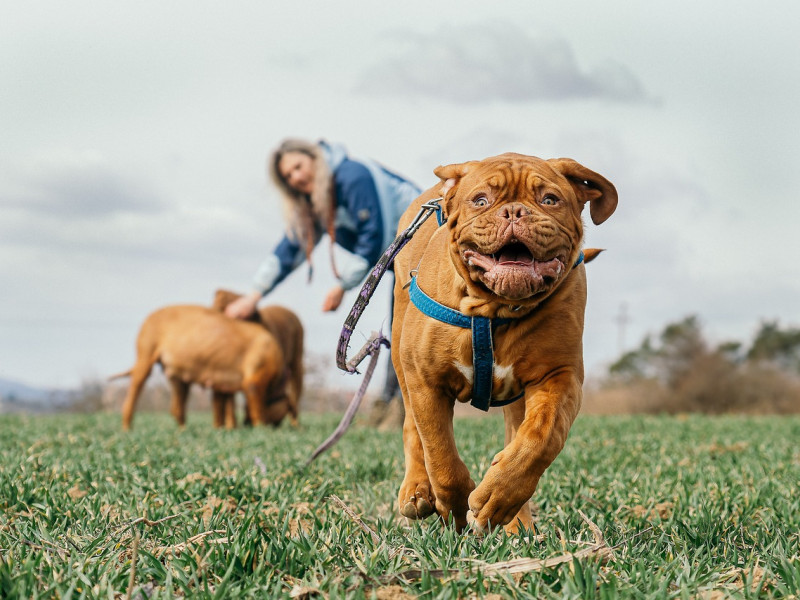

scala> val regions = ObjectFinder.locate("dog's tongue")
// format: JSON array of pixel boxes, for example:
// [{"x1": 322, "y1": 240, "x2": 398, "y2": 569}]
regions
[{"x1": 481, "y1": 255, "x2": 564, "y2": 300}]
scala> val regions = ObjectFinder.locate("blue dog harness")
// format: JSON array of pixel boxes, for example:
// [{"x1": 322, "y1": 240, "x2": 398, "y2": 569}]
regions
[{"x1": 408, "y1": 250, "x2": 584, "y2": 412}]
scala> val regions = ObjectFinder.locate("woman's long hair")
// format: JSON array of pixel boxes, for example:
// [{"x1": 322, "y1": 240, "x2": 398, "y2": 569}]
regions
[{"x1": 267, "y1": 138, "x2": 337, "y2": 280}]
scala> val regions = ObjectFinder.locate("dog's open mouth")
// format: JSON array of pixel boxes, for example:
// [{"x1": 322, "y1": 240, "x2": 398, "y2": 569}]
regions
[{"x1": 462, "y1": 242, "x2": 565, "y2": 300}]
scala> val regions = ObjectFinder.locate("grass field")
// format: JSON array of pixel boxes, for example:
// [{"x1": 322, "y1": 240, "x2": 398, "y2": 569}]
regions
[{"x1": 1, "y1": 411, "x2": 799, "y2": 599}]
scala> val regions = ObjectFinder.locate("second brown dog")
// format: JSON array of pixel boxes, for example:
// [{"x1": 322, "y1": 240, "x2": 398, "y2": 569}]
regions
[
  {"x1": 211, "y1": 289, "x2": 304, "y2": 428},
  {"x1": 115, "y1": 304, "x2": 290, "y2": 430}
]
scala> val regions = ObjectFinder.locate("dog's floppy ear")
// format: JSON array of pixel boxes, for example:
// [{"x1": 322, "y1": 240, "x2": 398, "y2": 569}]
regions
[
  {"x1": 434, "y1": 161, "x2": 473, "y2": 187},
  {"x1": 213, "y1": 289, "x2": 262, "y2": 323},
  {"x1": 433, "y1": 161, "x2": 479, "y2": 220},
  {"x1": 212, "y1": 289, "x2": 242, "y2": 312},
  {"x1": 547, "y1": 158, "x2": 618, "y2": 225}
]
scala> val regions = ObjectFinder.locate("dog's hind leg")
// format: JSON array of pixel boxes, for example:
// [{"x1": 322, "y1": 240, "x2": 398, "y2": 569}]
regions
[
  {"x1": 168, "y1": 377, "x2": 190, "y2": 427},
  {"x1": 212, "y1": 391, "x2": 235, "y2": 428}
]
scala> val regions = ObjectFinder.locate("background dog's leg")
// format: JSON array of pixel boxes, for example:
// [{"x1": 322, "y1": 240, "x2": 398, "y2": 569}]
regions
[
  {"x1": 211, "y1": 391, "x2": 224, "y2": 428},
  {"x1": 288, "y1": 340, "x2": 304, "y2": 426},
  {"x1": 168, "y1": 377, "x2": 189, "y2": 427},
  {"x1": 211, "y1": 392, "x2": 233, "y2": 428},
  {"x1": 285, "y1": 377, "x2": 299, "y2": 427},
  {"x1": 120, "y1": 360, "x2": 153, "y2": 431},
  {"x1": 223, "y1": 394, "x2": 237, "y2": 429},
  {"x1": 243, "y1": 398, "x2": 252, "y2": 427},
  {"x1": 243, "y1": 383, "x2": 267, "y2": 425}
]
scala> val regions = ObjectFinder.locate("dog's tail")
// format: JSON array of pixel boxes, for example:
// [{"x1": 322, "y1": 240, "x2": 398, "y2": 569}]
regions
[
  {"x1": 583, "y1": 248, "x2": 605, "y2": 263},
  {"x1": 107, "y1": 369, "x2": 132, "y2": 381}
]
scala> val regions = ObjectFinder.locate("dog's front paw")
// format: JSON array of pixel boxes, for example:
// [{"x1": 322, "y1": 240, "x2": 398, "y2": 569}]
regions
[
  {"x1": 467, "y1": 456, "x2": 535, "y2": 531},
  {"x1": 398, "y1": 478, "x2": 435, "y2": 520}
]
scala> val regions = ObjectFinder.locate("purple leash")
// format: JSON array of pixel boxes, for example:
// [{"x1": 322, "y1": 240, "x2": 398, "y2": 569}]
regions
[
  {"x1": 304, "y1": 333, "x2": 387, "y2": 466},
  {"x1": 305, "y1": 198, "x2": 443, "y2": 465}
]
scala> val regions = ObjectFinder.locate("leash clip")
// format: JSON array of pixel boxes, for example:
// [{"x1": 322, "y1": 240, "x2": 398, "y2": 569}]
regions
[
  {"x1": 403, "y1": 197, "x2": 445, "y2": 239},
  {"x1": 402, "y1": 268, "x2": 419, "y2": 290}
]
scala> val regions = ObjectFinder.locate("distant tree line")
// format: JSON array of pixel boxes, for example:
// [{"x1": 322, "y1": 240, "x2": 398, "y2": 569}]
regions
[{"x1": 605, "y1": 316, "x2": 800, "y2": 414}]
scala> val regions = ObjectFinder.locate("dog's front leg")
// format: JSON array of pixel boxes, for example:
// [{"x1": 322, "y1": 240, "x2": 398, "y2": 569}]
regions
[
  {"x1": 211, "y1": 391, "x2": 226, "y2": 428},
  {"x1": 243, "y1": 382, "x2": 267, "y2": 425},
  {"x1": 499, "y1": 399, "x2": 534, "y2": 533},
  {"x1": 168, "y1": 377, "x2": 189, "y2": 427},
  {"x1": 398, "y1": 401, "x2": 435, "y2": 520},
  {"x1": 468, "y1": 370, "x2": 582, "y2": 531},
  {"x1": 395, "y1": 348, "x2": 438, "y2": 521},
  {"x1": 404, "y1": 387, "x2": 475, "y2": 530}
]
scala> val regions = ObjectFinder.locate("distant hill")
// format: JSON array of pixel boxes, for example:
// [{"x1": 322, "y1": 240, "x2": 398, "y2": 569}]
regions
[{"x1": 0, "y1": 378, "x2": 74, "y2": 413}]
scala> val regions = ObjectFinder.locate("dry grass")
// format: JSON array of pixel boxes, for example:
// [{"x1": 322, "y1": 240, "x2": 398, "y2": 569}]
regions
[{"x1": 585, "y1": 363, "x2": 800, "y2": 415}]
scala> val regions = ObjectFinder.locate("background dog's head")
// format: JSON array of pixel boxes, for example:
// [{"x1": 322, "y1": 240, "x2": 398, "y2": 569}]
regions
[
  {"x1": 433, "y1": 153, "x2": 617, "y2": 302},
  {"x1": 211, "y1": 289, "x2": 262, "y2": 323}
]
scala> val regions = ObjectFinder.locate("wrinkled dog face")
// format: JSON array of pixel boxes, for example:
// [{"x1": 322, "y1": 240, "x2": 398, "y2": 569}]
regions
[
  {"x1": 436, "y1": 153, "x2": 618, "y2": 302},
  {"x1": 455, "y1": 161, "x2": 581, "y2": 301}
]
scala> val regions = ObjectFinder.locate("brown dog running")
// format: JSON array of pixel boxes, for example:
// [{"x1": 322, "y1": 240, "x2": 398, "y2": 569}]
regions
[
  {"x1": 114, "y1": 305, "x2": 289, "y2": 430},
  {"x1": 211, "y1": 289, "x2": 304, "y2": 427},
  {"x1": 391, "y1": 153, "x2": 617, "y2": 533}
]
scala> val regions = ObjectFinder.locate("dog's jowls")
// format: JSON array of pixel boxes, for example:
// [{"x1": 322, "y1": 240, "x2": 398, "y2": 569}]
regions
[{"x1": 391, "y1": 153, "x2": 617, "y2": 532}]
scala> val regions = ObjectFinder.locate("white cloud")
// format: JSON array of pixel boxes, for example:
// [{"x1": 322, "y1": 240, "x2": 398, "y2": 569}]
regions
[
  {"x1": 1, "y1": 154, "x2": 167, "y2": 219},
  {"x1": 355, "y1": 23, "x2": 648, "y2": 104}
]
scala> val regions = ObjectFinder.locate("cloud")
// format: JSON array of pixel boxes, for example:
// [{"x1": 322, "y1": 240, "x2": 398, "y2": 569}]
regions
[
  {"x1": 0, "y1": 152, "x2": 278, "y2": 287},
  {"x1": 416, "y1": 128, "x2": 529, "y2": 171},
  {"x1": 355, "y1": 23, "x2": 648, "y2": 104},
  {"x1": 1, "y1": 154, "x2": 167, "y2": 219}
]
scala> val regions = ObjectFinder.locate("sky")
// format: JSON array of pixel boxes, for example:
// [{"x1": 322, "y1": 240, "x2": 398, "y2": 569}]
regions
[{"x1": 1, "y1": 0, "x2": 798, "y2": 391}]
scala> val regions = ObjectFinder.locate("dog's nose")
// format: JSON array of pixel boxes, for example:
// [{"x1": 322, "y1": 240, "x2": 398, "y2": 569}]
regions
[{"x1": 498, "y1": 203, "x2": 530, "y2": 221}]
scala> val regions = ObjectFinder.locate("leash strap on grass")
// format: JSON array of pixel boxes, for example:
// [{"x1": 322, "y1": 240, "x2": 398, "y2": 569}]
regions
[{"x1": 306, "y1": 333, "x2": 388, "y2": 466}]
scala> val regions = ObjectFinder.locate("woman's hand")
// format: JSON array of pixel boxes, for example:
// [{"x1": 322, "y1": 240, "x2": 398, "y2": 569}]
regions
[
  {"x1": 225, "y1": 291, "x2": 261, "y2": 319},
  {"x1": 322, "y1": 285, "x2": 345, "y2": 312}
]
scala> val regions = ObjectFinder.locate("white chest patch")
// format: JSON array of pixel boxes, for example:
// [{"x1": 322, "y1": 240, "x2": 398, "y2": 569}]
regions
[
  {"x1": 493, "y1": 363, "x2": 515, "y2": 397},
  {"x1": 454, "y1": 361, "x2": 473, "y2": 384},
  {"x1": 452, "y1": 361, "x2": 516, "y2": 398}
]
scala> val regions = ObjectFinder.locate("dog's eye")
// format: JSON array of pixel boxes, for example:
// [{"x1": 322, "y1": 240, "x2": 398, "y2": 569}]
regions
[
  {"x1": 472, "y1": 196, "x2": 489, "y2": 208},
  {"x1": 541, "y1": 195, "x2": 560, "y2": 206}
]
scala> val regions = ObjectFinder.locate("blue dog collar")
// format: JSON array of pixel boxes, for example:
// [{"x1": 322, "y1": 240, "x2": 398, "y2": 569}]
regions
[{"x1": 407, "y1": 250, "x2": 584, "y2": 412}]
